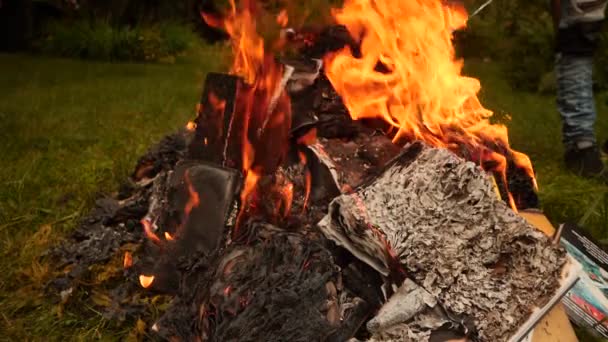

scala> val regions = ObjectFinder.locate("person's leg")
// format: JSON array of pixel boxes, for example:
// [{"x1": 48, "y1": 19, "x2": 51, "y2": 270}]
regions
[
  {"x1": 556, "y1": 53, "x2": 605, "y2": 176},
  {"x1": 556, "y1": 53, "x2": 597, "y2": 147}
]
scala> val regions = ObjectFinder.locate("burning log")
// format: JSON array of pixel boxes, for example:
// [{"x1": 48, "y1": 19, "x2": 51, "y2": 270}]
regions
[{"x1": 319, "y1": 142, "x2": 566, "y2": 340}]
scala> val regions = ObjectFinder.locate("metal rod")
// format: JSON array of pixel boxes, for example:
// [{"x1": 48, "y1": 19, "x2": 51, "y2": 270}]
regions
[{"x1": 469, "y1": 0, "x2": 494, "y2": 19}]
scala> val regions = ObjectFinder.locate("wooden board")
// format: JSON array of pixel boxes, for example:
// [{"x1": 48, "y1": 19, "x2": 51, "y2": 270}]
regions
[{"x1": 519, "y1": 211, "x2": 579, "y2": 342}]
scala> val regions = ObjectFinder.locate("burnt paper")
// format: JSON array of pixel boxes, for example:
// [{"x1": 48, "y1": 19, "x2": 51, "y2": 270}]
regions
[{"x1": 319, "y1": 142, "x2": 566, "y2": 340}]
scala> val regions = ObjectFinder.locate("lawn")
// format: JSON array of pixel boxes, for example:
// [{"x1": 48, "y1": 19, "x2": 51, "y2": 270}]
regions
[
  {"x1": 0, "y1": 49, "x2": 227, "y2": 339},
  {"x1": 0, "y1": 51, "x2": 606, "y2": 340}
]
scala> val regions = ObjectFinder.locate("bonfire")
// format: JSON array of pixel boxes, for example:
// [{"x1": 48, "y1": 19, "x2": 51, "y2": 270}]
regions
[{"x1": 48, "y1": 1, "x2": 575, "y2": 341}]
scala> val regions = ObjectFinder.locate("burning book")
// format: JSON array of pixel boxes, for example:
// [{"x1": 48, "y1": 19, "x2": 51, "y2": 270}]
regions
[
  {"x1": 318, "y1": 141, "x2": 577, "y2": 341},
  {"x1": 46, "y1": 0, "x2": 577, "y2": 341}
]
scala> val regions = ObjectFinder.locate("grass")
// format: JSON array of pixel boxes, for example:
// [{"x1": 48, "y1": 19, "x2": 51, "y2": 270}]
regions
[
  {"x1": 0, "y1": 51, "x2": 606, "y2": 339},
  {"x1": 0, "y1": 47, "x2": 227, "y2": 340}
]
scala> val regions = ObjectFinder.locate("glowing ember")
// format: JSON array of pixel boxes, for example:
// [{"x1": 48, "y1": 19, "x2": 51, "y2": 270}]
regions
[
  {"x1": 281, "y1": 182, "x2": 294, "y2": 217},
  {"x1": 141, "y1": 219, "x2": 161, "y2": 244},
  {"x1": 123, "y1": 251, "x2": 133, "y2": 269},
  {"x1": 324, "y1": 0, "x2": 535, "y2": 207},
  {"x1": 164, "y1": 232, "x2": 174, "y2": 241},
  {"x1": 303, "y1": 170, "x2": 311, "y2": 210},
  {"x1": 186, "y1": 121, "x2": 197, "y2": 131},
  {"x1": 139, "y1": 275, "x2": 155, "y2": 288}
]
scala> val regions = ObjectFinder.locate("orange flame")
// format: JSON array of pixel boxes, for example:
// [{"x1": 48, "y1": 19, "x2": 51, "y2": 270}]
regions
[
  {"x1": 167, "y1": 171, "x2": 202, "y2": 240},
  {"x1": 123, "y1": 251, "x2": 133, "y2": 269},
  {"x1": 203, "y1": 0, "x2": 272, "y2": 85},
  {"x1": 277, "y1": 9, "x2": 289, "y2": 27},
  {"x1": 299, "y1": 152, "x2": 312, "y2": 211},
  {"x1": 240, "y1": 139, "x2": 261, "y2": 211},
  {"x1": 141, "y1": 219, "x2": 161, "y2": 244},
  {"x1": 139, "y1": 275, "x2": 155, "y2": 288},
  {"x1": 184, "y1": 172, "x2": 201, "y2": 217},
  {"x1": 281, "y1": 182, "x2": 294, "y2": 217},
  {"x1": 297, "y1": 128, "x2": 317, "y2": 146},
  {"x1": 204, "y1": 0, "x2": 292, "y2": 229},
  {"x1": 324, "y1": 0, "x2": 535, "y2": 208},
  {"x1": 297, "y1": 129, "x2": 316, "y2": 213}
]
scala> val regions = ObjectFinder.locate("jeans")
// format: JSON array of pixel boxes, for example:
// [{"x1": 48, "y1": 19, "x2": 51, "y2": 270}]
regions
[{"x1": 556, "y1": 53, "x2": 598, "y2": 149}]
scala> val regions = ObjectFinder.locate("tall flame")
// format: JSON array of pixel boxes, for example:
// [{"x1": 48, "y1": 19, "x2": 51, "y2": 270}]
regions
[
  {"x1": 324, "y1": 0, "x2": 535, "y2": 207},
  {"x1": 203, "y1": 0, "x2": 292, "y2": 228}
]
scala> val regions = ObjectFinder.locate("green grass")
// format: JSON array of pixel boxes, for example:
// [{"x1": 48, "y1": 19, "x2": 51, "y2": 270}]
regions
[
  {"x1": 0, "y1": 52, "x2": 606, "y2": 339},
  {"x1": 0, "y1": 47, "x2": 227, "y2": 340}
]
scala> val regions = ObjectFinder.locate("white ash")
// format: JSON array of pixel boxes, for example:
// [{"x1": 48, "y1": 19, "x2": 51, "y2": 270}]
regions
[
  {"x1": 319, "y1": 142, "x2": 566, "y2": 341},
  {"x1": 367, "y1": 308, "x2": 449, "y2": 342},
  {"x1": 142, "y1": 171, "x2": 170, "y2": 230},
  {"x1": 367, "y1": 279, "x2": 437, "y2": 333}
]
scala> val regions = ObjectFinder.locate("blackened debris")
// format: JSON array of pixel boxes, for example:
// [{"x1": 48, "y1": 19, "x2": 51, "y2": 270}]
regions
[
  {"x1": 506, "y1": 161, "x2": 540, "y2": 209},
  {"x1": 49, "y1": 196, "x2": 141, "y2": 270},
  {"x1": 132, "y1": 132, "x2": 188, "y2": 181},
  {"x1": 313, "y1": 75, "x2": 361, "y2": 139},
  {"x1": 300, "y1": 25, "x2": 360, "y2": 59},
  {"x1": 203, "y1": 223, "x2": 364, "y2": 342}
]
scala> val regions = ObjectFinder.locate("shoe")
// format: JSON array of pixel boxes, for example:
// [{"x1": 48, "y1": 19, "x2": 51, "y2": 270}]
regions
[{"x1": 564, "y1": 144, "x2": 606, "y2": 178}]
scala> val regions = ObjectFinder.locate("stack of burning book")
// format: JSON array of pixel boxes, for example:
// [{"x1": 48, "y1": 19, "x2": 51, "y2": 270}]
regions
[{"x1": 47, "y1": 1, "x2": 580, "y2": 341}]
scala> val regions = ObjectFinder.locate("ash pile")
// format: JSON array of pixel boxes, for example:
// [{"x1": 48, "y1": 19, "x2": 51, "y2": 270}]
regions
[{"x1": 47, "y1": 26, "x2": 565, "y2": 342}]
